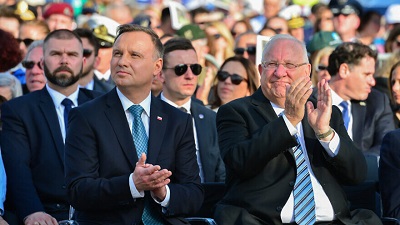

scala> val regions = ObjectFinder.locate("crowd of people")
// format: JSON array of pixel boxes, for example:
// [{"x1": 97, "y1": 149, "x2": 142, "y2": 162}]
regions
[{"x1": 0, "y1": 0, "x2": 399, "y2": 224}]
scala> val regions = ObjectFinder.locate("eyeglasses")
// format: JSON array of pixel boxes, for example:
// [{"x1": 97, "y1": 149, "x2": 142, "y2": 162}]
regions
[
  {"x1": 16, "y1": 38, "x2": 34, "y2": 47},
  {"x1": 316, "y1": 65, "x2": 328, "y2": 72},
  {"x1": 217, "y1": 71, "x2": 248, "y2": 85},
  {"x1": 83, "y1": 49, "x2": 93, "y2": 58},
  {"x1": 261, "y1": 61, "x2": 308, "y2": 70},
  {"x1": 163, "y1": 64, "x2": 202, "y2": 76},
  {"x1": 22, "y1": 60, "x2": 42, "y2": 70},
  {"x1": 234, "y1": 46, "x2": 256, "y2": 56}
]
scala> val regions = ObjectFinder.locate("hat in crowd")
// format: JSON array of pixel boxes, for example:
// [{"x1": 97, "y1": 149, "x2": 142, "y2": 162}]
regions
[
  {"x1": 12, "y1": 1, "x2": 37, "y2": 21},
  {"x1": 278, "y1": 5, "x2": 306, "y2": 29},
  {"x1": 43, "y1": 2, "x2": 74, "y2": 19},
  {"x1": 131, "y1": 14, "x2": 151, "y2": 28},
  {"x1": 176, "y1": 24, "x2": 206, "y2": 41},
  {"x1": 307, "y1": 31, "x2": 342, "y2": 54},
  {"x1": 385, "y1": 4, "x2": 400, "y2": 25},
  {"x1": 329, "y1": 0, "x2": 363, "y2": 17},
  {"x1": 85, "y1": 14, "x2": 120, "y2": 48}
]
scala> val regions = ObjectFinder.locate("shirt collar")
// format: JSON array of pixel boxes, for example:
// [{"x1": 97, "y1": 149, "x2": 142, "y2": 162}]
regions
[
  {"x1": 160, "y1": 92, "x2": 191, "y2": 113},
  {"x1": 46, "y1": 84, "x2": 79, "y2": 108},
  {"x1": 116, "y1": 88, "x2": 151, "y2": 117}
]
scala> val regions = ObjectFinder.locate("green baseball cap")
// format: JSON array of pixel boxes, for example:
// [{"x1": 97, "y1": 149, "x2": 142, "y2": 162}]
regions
[
  {"x1": 176, "y1": 24, "x2": 206, "y2": 41},
  {"x1": 307, "y1": 31, "x2": 342, "y2": 54}
]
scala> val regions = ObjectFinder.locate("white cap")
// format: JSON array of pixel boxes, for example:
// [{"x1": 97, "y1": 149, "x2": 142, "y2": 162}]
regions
[
  {"x1": 385, "y1": 4, "x2": 400, "y2": 25},
  {"x1": 86, "y1": 14, "x2": 120, "y2": 38}
]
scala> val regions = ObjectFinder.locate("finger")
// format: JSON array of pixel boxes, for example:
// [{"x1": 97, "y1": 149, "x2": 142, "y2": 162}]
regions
[
  {"x1": 137, "y1": 153, "x2": 147, "y2": 166},
  {"x1": 50, "y1": 217, "x2": 58, "y2": 225},
  {"x1": 153, "y1": 178, "x2": 171, "y2": 188},
  {"x1": 306, "y1": 101, "x2": 314, "y2": 115}
]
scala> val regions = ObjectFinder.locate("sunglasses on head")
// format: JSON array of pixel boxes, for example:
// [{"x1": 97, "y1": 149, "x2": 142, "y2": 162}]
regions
[
  {"x1": 217, "y1": 71, "x2": 248, "y2": 85},
  {"x1": 22, "y1": 60, "x2": 42, "y2": 70},
  {"x1": 17, "y1": 38, "x2": 34, "y2": 47},
  {"x1": 163, "y1": 64, "x2": 202, "y2": 76},
  {"x1": 234, "y1": 46, "x2": 256, "y2": 56},
  {"x1": 83, "y1": 49, "x2": 93, "y2": 58}
]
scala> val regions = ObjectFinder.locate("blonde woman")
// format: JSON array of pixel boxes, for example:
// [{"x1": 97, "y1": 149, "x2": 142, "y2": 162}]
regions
[
  {"x1": 311, "y1": 46, "x2": 335, "y2": 87},
  {"x1": 205, "y1": 21, "x2": 235, "y2": 67}
]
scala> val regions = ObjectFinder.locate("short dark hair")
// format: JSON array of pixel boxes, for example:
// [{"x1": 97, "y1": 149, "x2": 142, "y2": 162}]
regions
[
  {"x1": 327, "y1": 42, "x2": 377, "y2": 76},
  {"x1": 73, "y1": 28, "x2": 99, "y2": 56},
  {"x1": 44, "y1": 29, "x2": 82, "y2": 50},
  {"x1": 115, "y1": 24, "x2": 163, "y2": 60},
  {"x1": 162, "y1": 37, "x2": 195, "y2": 66}
]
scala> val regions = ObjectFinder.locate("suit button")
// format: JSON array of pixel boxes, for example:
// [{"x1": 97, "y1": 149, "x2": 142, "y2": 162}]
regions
[
  {"x1": 289, "y1": 181, "x2": 295, "y2": 187},
  {"x1": 276, "y1": 206, "x2": 282, "y2": 212}
]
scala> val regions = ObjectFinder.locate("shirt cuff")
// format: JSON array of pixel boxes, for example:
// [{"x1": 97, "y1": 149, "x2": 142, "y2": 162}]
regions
[
  {"x1": 318, "y1": 129, "x2": 340, "y2": 157},
  {"x1": 129, "y1": 173, "x2": 144, "y2": 198},
  {"x1": 151, "y1": 185, "x2": 170, "y2": 207}
]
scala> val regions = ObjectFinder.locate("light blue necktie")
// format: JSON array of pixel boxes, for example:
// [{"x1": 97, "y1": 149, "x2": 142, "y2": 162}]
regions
[
  {"x1": 339, "y1": 101, "x2": 350, "y2": 130},
  {"x1": 293, "y1": 135, "x2": 316, "y2": 225},
  {"x1": 128, "y1": 105, "x2": 163, "y2": 225},
  {"x1": 61, "y1": 98, "x2": 73, "y2": 134}
]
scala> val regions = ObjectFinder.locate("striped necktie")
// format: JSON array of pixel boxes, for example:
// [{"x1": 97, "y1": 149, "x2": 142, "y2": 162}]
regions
[
  {"x1": 339, "y1": 101, "x2": 350, "y2": 130},
  {"x1": 127, "y1": 105, "x2": 163, "y2": 225},
  {"x1": 293, "y1": 135, "x2": 316, "y2": 225}
]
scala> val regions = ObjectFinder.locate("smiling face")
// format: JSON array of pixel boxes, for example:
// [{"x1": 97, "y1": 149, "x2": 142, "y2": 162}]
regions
[
  {"x1": 217, "y1": 61, "x2": 249, "y2": 105},
  {"x1": 110, "y1": 31, "x2": 162, "y2": 94},
  {"x1": 160, "y1": 49, "x2": 199, "y2": 104}
]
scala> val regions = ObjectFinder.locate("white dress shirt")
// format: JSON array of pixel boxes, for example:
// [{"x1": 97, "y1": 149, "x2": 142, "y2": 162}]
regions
[
  {"x1": 270, "y1": 103, "x2": 339, "y2": 223},
  {"x1": 331, "y1": 90, "x2": 353, "y2": 140},
  {"x1": 116, "y1": 88, "x2": 170, "y2": 207},
  {"x1": 46, "y1": 84, "x2": 79, "y2": 142}
]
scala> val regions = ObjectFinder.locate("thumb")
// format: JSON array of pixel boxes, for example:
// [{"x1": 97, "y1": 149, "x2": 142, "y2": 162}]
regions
[
  {"x1": 306, "y1": 101, "x2": 314, "y2": 114},
  {"x1": 137, "y1": 153, "x2": 147, "y2": 166}
]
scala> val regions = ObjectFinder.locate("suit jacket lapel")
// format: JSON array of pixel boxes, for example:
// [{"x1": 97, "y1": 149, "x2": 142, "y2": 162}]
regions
[
  {"x1": 251, "y1": 89, "x2": 279, "y2": 123},
  {"x1": 351, "y1": 100, "x2": 366, "y2": 148},
  {"x1": 104, "y1": 89, "x2": 137, "y2": 167},
  {"x1": 147, "y1": 96, "x2": 167, "y2": 164},
  {"x1": 38, "y1": 88, "x2": 64, "y2": 162},
  {"x1": 77, "y1": 88, "x2": 91, "y2": 105}
]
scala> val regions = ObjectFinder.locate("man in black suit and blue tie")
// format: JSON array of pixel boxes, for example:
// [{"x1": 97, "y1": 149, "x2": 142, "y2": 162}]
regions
[
  {"x1": 1, "y1": 29, "x2": 101, "y2": 225},
  {"x1": 64, "y1": 24, "x2": 203, "y2": 225}
]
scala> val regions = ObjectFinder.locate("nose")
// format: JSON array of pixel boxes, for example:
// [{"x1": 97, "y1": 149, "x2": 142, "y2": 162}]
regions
[
  {"x1": 367, "y1": 75, "x2": 376, "y2": 87},
  {"x1": 274, "y1": 64, "x2": 287, "y2": 77},
  {"x1": 393, "y1": 81, "x2": 400, "y2": 91}
]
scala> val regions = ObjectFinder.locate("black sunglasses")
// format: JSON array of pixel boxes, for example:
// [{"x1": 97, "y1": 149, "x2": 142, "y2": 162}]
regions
[
  {"x1": 16, "y1": 38, "x2": 34, "y2": 47},
  {"x1": 22, "y1": 60, "x2": 42, "y2": 70},
  {"x1": 83, "y1": 49, "x2": 93, "y2": 57},
  {"x1": 163, "y1": 64, "x2": 202, "y2": 76},
  {"x1": 217, "y1": 71, "x2": 248, "y2": 85},
  {"x1": 317, "y1": 65, "x2": 328, "y2": 71},
  {"x1": 234, "y1": 46, "x2": 256, "y2": 56}
]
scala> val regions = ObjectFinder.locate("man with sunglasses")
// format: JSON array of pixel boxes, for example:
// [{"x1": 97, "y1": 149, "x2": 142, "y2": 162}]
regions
[
  {"x1": 1, "y1": 29, "x2": 102, "y2": 225},
  {"x1": 329, "y1": 0, "x2": 362, "y2": 42},
  {"x1": 234, "y1": 31, "x2": 258, "y2": 65},
  {"x1": 21, "y1": 40, "x2": 47, "y2": 94},
  {"x1": 215, "y1": 34, "x2": 381, "y2": 225},
  {"x1": 159, "y1": 37, "x2": 225, "y2": 216},
  {"x1": 74, "y1": 28, "x2": 113, "y2": 93}
]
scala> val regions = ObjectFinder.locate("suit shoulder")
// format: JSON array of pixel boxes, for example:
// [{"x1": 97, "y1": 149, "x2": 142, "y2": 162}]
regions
[{"x1": 79, "y1": 88, "x2": 104, "y2": 98}]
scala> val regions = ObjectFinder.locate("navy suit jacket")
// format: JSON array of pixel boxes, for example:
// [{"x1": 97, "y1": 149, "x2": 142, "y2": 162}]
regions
[
  {"x1": 0, "y1": 87, "x2": 101, "y2": 221},
  {"x1": 350, "y1": 89, "x2": 395, "y2": 155},
  {"x1": 379, "y1": 128, "x2": 400, "y2": 219},
  {"x1": 64, "y1": 88, "x2": 204, "y2": 225},
  {"x1": 93, "y1": 75, "x2": 114, "y2": 93}
]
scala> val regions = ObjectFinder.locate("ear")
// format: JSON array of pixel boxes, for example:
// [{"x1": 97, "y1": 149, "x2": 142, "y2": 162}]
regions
[
  {"x1": 338, "y1": 63, "x2": 350, "y2": 79},
  {"x1": 154, "y1": 58, "x2": 163, "y2": 76}
]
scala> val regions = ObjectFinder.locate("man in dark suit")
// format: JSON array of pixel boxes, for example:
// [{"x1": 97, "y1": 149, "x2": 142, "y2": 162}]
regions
[
  {"x1": 74, "y1": 28, "x2": 114, "y2": 93},
  {"x1": 215, "y1": 34, "x2": 381, "y2": 225},
  {"x1": 379, "y1": 128, "x2": 400, "y2": 220},
  {"x1": 326, "y1": 42, "x2": 395, "y2": 156},
  {"x1": 64, "y1": 24, "x2": 203, "y2": 225},
  {"x1": 159, "y1": 37, "x2": 225, "y2": 183},
  {"x1": 1, "y1": 29, "x2": 101, "y2": 225}
]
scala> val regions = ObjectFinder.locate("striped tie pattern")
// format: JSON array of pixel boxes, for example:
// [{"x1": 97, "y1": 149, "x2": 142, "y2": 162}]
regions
[
  {"x1": 128, "y1": 105, "x2": 163, "y2": 225},
  {"x1": 293, "y1": 135, "x2": 316, "y2": 225}
]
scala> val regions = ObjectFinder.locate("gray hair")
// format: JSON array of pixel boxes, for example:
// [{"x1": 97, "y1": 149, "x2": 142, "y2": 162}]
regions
[
  {"x1": 0, "y1": 72, "x2": 23, "y2": 99},
  {"x1": 24, "y1": 40, "x2": 44, "y2": 61},
  {"x1": 261, "y1": 34, "x2": 309, "y2": 63}
]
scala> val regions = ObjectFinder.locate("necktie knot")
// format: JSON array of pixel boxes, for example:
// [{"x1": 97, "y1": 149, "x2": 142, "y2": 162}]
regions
[
  {"x1": 179, "y1": 107, "x2": 188, "y2": 113},
  {"x1": 128, "y1": 105, "x2": 144, "y2": 118},
  {"x1": 339, "y1": 101, "x2": 348, "y2": 110},
  {"x1": 62, "y1": 98, "x2": 73, "y2": 109}
]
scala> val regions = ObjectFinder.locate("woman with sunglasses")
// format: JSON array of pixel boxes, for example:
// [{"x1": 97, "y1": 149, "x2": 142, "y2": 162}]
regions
[
  {"x1": 311, "y1": 46, "x2": 335, "y2": 87},
  {"x1": 209, "y1": 56, "x2": 259, "y2": 111},
  {"x1": 204, "y1": 21, "x2": 235, "y2": 67}
]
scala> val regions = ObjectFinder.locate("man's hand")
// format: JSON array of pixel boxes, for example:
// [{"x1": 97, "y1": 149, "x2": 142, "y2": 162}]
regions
[
  {"x1": 24, "y1": 212, "x2": 58, "y2": 225},
  {"x1": 0, "y1": 216, "x2": 9, "y2": 225},
  {"x1": 133, "y1": 153, "x2": 172, "y2": 198},
  {"x1": 306, "y1": 79, "x2": 332, "y2": 136},
  {"x1": 284, "y1": 76, "x2": 313, "y2": 126}
]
